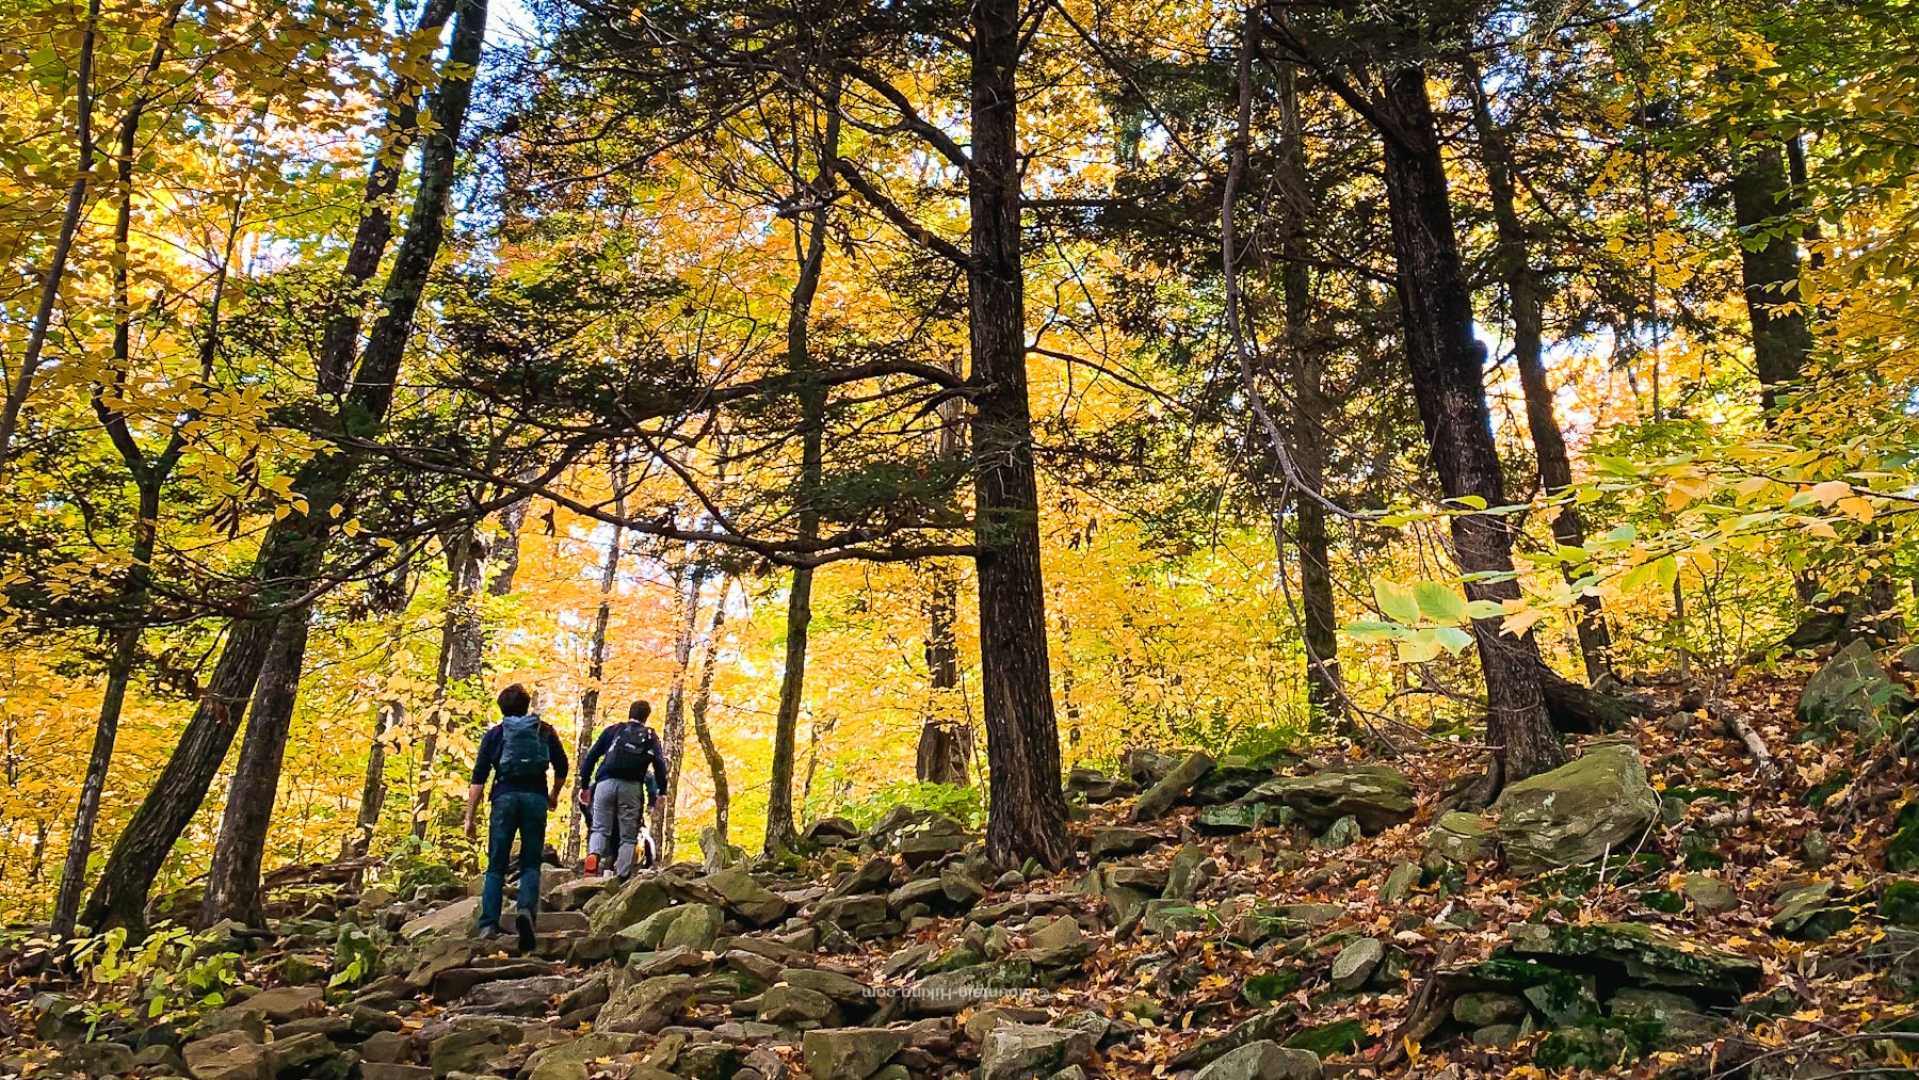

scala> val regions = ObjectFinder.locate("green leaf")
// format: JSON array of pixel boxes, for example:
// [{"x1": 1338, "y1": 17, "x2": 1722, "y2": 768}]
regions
[
  {"x1": 1373, "y1": 578, "x2": 1419, "y2": 624},
  {"x1": 1431, "y1": 626, "x2": 1475, "y2": 654},
  {"x1": 1654, "y1": 555, "x2": 1680, "y2": 591},
  {"x1": 1450, "y1": 494, "x2": 1489, "y2": 510},
  {"x1": 1398, "y1": 630, "x2": 1446, "y2": 664},
  {"x1": 1344, "y1": 620, "x2": 1409, "y2": 643},
  {"x1": 1414, "y1": 581, "x2": 1469, "y2": 624},
  {"x1": 1465, "y1": 599, "x2": 1505, "y2": 620}
]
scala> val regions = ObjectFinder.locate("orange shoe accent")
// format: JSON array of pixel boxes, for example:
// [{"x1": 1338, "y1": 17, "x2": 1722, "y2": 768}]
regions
[{"x1": 583, "y1": 853, "x2": 600, "y2": 874}]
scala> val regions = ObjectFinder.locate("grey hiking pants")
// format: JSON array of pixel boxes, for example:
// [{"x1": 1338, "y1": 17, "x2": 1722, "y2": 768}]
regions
[{"x1": 589, "y1": 777, "x2": 647, "y2": 876}]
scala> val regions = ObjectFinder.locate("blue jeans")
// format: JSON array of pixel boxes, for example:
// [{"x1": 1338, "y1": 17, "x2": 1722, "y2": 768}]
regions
[{"x1": 478, "y1": 790, "x2": 547, "y2": 933}]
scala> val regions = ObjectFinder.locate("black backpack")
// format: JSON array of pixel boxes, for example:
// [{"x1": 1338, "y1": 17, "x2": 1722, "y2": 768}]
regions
[{"x1": 604, "y1": 723, "x2": 656, "y2": 781}]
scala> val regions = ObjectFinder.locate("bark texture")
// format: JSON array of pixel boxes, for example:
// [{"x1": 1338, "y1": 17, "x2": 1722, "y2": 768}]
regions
[
  {"x1": 969, "y1": 0, "x2": 1072, "y2": 869},
  {"x1": 1376, "y1": 64, "x2": 1563, "y2": 793},
  {"x1": 1730, "y1": 142, "x2": 1813, "y2": 416},
  {"x1": 79, "y1": 0, "x2": 489, "y2": 933}
]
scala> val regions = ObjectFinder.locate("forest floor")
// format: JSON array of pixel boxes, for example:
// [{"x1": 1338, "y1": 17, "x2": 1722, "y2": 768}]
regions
[{"x1": 6, "y1": 659, "x2": 1917, "y2": 1079}]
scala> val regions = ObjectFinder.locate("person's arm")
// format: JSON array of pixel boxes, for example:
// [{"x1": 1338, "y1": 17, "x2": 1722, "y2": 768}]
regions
[
  {"x1": 545, "y1": 723, "x2": 570, "y2": 810},
  {"x1": 464, "y1": 727, "x2": 498, "y2": 840},
  {"x1": 647, "y1": 730, "x2": 668, "y2": 809},
  {"x1": 579, "y1": 727, "x2": 613, "y2": 792}
]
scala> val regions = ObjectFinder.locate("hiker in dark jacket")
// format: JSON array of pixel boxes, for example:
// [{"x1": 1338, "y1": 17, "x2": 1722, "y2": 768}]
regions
[
  {"x1": 465, "y1": 683, "x2": 569, "y2": 951},
  {"x1": 577, "y1": 700, "x2": 667, "y2": 876}
]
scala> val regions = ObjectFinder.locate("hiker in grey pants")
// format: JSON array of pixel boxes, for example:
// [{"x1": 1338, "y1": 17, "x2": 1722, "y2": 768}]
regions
[{"x1": 577, "y1": 700, "x2": 668, "y2": 876}]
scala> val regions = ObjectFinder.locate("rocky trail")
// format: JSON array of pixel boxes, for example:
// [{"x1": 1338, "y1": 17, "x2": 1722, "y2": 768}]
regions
[{"x1": 16, "y1": 647, "x2": 1919, "y2": 1079}]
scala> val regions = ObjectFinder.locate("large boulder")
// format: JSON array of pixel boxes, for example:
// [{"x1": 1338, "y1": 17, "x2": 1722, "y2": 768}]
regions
[
  {"x1": 587, "y1": 874, "x2": 675, "y2": 938},
  {"x1": 979, "y1": 1023, "x2": 1096, "y2": 1080},
  {"x1": 1798, "y1": 639, "x2": 1913, "y2": 739},
  {"x1": 803, "y1": 1027, "x2": 909, "y2": 1080},
  {"x1": 523, "y1": 1033, "x2": 642, "y2": 1080},
  {"x1": 1507, "y1": 921, "x2": 1762, "y2": 1000},
  {"x1": 1424, "y1": 811, "x2": 1495, "y2": 864},
  {"x1": 400, "y1": 896, "x2": 481, "y2": 940},
  {"x1": 598, "y1": 973, "x2": 697, "y2": 1033},
  {"x1": 1134, "y1": 752, "x2": 1216, "y2": 821},
  {"x1": 1494, "y1": 743, "x2": 1659, "y2": 875},
  {"x1": 182, "y1": 1033, "x2": 272, "y2": 1080},
  {"x1": 703, "y1": 866, "x2": 789, "y2": 926},
  {"x1": 1243, "y1": 766, "x2": 1414, "y2": 832},
  {"x1": 1194, "y1": 1040, "x2": 1322, "y2": 1080}
]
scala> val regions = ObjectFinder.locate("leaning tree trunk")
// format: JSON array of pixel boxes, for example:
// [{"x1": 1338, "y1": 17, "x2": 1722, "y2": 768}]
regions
[
  {"x1": 1377, "y1": 63, "x2": 1563, "y2": 795},
  {"x1": 412, "y1": 529, "x2": 486, "y2": 840},
  {"x1": 80, "y1": 0, "x2": 489, "y2": 933},
  {"x1": 689, "y1": 584, "x2": 731, "y2": 843},
  {"x1": 1273, "y1": 56, "x2": 1344, "y2": 726},
  {"x1": 969, "y1": 0, "x2": 1072, "y2": 870},
  {"x1": 1465, "y1": 62, "x2": 1614, "y2": 683},
  {"x1": 764, "y1": 106, "x2": 838, "y2": 855},
  {"x1": 345, "y1": 700, "x2": 401, "y2": 859},
  {"x1": 658, "y1": 566, "x2": 705, "y2": 863},
  {"x1": 1730, "y1": 142, "x2": 1813, "y2": 418},
  {"x1": 200, "y1": 613, "x2": 312, "y2": 927}
]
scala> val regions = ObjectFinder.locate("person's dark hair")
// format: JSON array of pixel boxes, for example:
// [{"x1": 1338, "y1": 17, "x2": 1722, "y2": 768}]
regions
[
  {"x1": 498, "y1": 683, "x2": 532, "y2": 717},
  {"x1": 628, "y1": 700, "x2": 651, "y2": 722}
]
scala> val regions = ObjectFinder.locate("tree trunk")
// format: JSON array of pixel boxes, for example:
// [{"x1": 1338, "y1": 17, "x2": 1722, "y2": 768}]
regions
[
  {"x1": 1465, "y1": 62, "x2": 1614, "y2": 683},
  {"x1": 80, "y1": 0, "x2": 489, "y2": 933},
  {"x1": 200, "y1": 613, "x2": 312, "y2": 927},
  {"x1": 969, "y1": 0, "x2": 1072, "y2": 870},
  {"x1": 1273, "y1": 57, "x2": 1344, "y2": 726},
  {"x1": 567, "y1": 469, "x2": 626, "y2": 861},
  {"x1": 0, "y1": 0, "x2": 99, "y2": 475},
  {"x1": 345, "y1": 700, "x2": 400, "y2": 859},
  {"x1": 658, "y1": 566, "x2": 705, "y2": 862},
  {"x1": 689, "y1": 583, "x2": 730, "y2": 843},
  {"x1": 1376, "y1": 63, "x2": 1563, "y2": 795},
  {"x1": 412, "y1": 529, "x2": 486, "y2": 840},
  {"x1": 915, "y1": 560, "x2": 972, "y2": 785},
  {"x1": 764, "y1": 101, "x2": 838, "y2": 855},
  {"x1": 1730, "y1": 142, "x2": 1812, "y2": 417}
]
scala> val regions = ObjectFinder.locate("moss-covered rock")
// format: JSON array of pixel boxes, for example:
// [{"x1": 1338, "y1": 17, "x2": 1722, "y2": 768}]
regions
[
  {"x1": 1797, "y1": 639, "x2": 1913, "y2": 740},
  {"x1": 1494, "y1": 744, "x2": 1660, "y2": 875},
  {"x1": 1244, "y1": 766, "x2": 1415, "y2": 832}
]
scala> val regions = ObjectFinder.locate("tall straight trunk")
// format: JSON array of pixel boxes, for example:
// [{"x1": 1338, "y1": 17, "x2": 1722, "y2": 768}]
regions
[
  {"x1": 969, "y1": 0, "x2": 1072, "y2": 870},
  {"x1": 764, "y1": 101, "x2": 838, "y2": 855},
  {"x1": 916, "y1": 393, "x2": 972, "y2": 785},
  {"x1": 200, "y1": 613, "x2": 311, "y2": 926},
  {"x1": 411, "y1": 530, "x2": 485, "y2": 840},
  {"x1": 1272, "y1": 56, "x2": 1343, "y2": 725},
  {"x1": 0, "y1": 0, "x2": 99, "y2": 475},
  {"x1": 915, "y1": 560, "x2": 972, "y2": 784},
  {"x1": 1376, "y1": 63, "x2": 1563, "y2": 794},
  {"x1": 1465, "y1": 63, "x2": 1613, "y2": 683},
  {"x1": 346, "y1": 700, "x2": 401, "y2": 858},
  {"x1": 658, "y1": 566, "x2": 705, "y2": 862},
  {"x1": 1730, "y1": 142, "x2": 1813, "y2": 417},
  {"x1": 689, "y1": 582, "x2": 730, "y2": 842},
  {"x1": 81, "y1": 0, "x2": 489, "y2": 933},
  {"x1": 567, "y1": 470, "x2": 626, "y2": 861}
]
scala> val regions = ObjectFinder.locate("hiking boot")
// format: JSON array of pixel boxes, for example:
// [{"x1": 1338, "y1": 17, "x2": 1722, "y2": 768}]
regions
[
  {"x1": 515, "y1": 912, "x2": 536, "y2": 955},
  {"x1": 474, "y1": 923, "x2": 503, "y2": 942},
  {"x1": 583, "y1": 852, "x2": 599, "y2": 875}
]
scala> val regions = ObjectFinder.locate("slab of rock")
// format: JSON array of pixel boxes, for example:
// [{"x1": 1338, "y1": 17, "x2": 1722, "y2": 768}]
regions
[
  {"x1": 401, "y1": 896, "x2": 482, "y2": 940},
  {"x1": 897, "y1": 832, "x2": 970, "y2": 868},
  {"x1": 1798, "y1": 638, "x2": 1913, "y2": 739},
  {"x1": 1507, "y1": 921, "x2": 1762, "y2": 999},
  {"x1": 802, "y1": 816, "x2": 862, "y2": 847},
  {"x1": 704, "y1": 866, "x2": 789, "y2": 926},
  {"x1": 659, "y1": 903, "x2": 725, "y2": 951},
  {"x1": 803, "y1": 1027, "x2": 909, "y2": 1080},
  {"x1": 1380, "y1": 861, "x2": 1420, "y2": 904},
  {"x1": 1065, "y1": 768, "x2": 1135, "y2": 803},
  {"x1": 1193, "y1": 1040, "x2": 1322, "y2": 1080},
  {"x1": 1088, "y1": 827, "x2": 1159, "y2": 862},
  {"x1": 1134, "y1": 752, "x2": 1216, "y2": 821},
  {"x1": 1194, "y1": 802, "x2": 1288, "y2": 835},
  {"x1": 1683, "y1": 873, "x2": 1737, "y2": 914},
  {"x1": 599, "y1": 973, "x2": 697, "y2": 1033},
  {"x1": 208, "y1": 985, "x2": 324, "y2": 1026},
  {"x1": 1244, "y1": 766, "x2": 1414, "y2": 832},
  {"x1": 1424, "y1": 811, "x2": 1495, "y2": 864},
  {"x1": 588, "y1": 874, "x2": 676, "y2": 938},
  {"x1": 1330, "y1": 938, "x2": 1384, "y2": 990},
  {"x1": 454, "y1": 974, "x2": 572, "y2": 1016},
  {"x1": 1125, "y1": 749, "x2": 1181, "y2": 786},
  {"x1": 182, "y1": 1033, "x2": 272, "y2": 1080},
  {"x1": 979, "y1": 1023, "x2": 1095, "y2": 1080},
  {"x1": 830, "y1": 857, "x2": 895, "y2": 899},
  {"x1": 521, "y1": 1032, "x2": 642, "y2": 1080},
  {"x1": 759, "y1": 983, "x2": 839, "y2": 1024},
  {"x1": 1494, "y1": 744, "x2": 1659, "y2": 875},
  {"x1": 426, "y1": 1017, "x2": 522, "y2": 1076}
]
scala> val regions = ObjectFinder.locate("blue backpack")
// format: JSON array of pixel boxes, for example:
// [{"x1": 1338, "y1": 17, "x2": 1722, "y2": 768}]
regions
[{"x1": 498, "y1": 714, "x2": 550, "y2": 784}]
